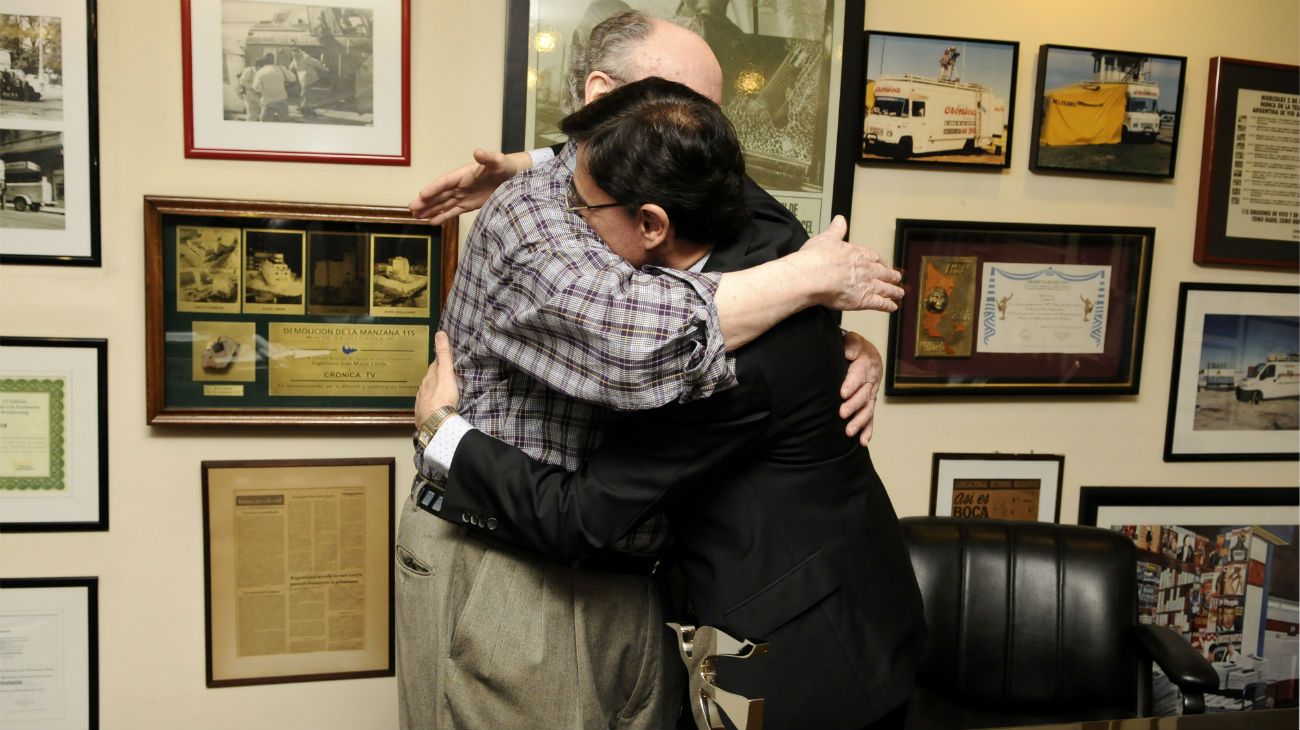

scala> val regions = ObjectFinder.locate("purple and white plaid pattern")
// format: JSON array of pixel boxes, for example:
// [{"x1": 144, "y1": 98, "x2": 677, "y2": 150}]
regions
[{"x1": 439, "y1": 142, "x2": 734, "y2": 553}]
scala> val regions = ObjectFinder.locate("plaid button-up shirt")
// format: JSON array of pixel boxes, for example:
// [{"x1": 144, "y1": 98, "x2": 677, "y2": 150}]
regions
[{"x1": 437, "y1": 142, "x2": 735, "y2": 553}]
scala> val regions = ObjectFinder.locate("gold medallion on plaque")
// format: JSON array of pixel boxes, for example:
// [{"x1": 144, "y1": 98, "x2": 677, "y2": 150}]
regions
[{"x1": 915, "y1": 256, "x2": 977, "y2": 357}]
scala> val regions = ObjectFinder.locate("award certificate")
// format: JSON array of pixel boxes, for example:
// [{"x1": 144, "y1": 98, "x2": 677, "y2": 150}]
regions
[
  {"x1": 0, "y1": 377, "x2": 66, "y2": 492},
  {"x1": 267, "y1": 323, "x2": 429, "y2": 398},
  {"x1": 978, "y1": 263, "x2": 1111, "y2": 354}
]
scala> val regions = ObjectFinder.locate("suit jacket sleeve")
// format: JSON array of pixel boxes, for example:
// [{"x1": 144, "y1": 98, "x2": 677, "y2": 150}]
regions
[{"x1": 439, "y1": 369, "x2": 773, "y2": 561}]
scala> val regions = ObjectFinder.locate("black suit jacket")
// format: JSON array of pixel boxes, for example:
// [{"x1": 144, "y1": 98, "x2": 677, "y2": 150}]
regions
[{"x1": 438, "y1": 181, "x2": 924, "y2": 729}]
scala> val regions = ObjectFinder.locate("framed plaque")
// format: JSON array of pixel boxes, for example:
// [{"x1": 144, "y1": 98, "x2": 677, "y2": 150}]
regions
[
  {"x1": 1164, "y1": 283, "x2": 1299, "y2": 461},
  {"x1": 0, "y1": 577, "x2": 98, "y2": 730},
  {"x1": 930, "y1": 452, "x2": 1063, "y2": 523},
  {"x1": 0, "y1": 0, "x2": 101, "y2": 266},
  {"x1": 0, "y1": 337, "x2": 107, "y2": 532},
  {"x1": 859, "y1": 31, "x2": 1019, "y2": 170},
  {"x1": 885, "y1": 219, "x2": 1153, "y2": 395},
  {"x1": 202, "y1": 458, "x2": 394, "y2": 687},
  {"x1": 1029, "y1": 44, "x2": 1187, "y2": 179},
  {"x1": 502, "y1": 0, "x2": 864, "y2": 234},
  {"x1": 181, "y1": 0, "x2": 411, "y2": 165},
  {"x1": 1193, "y1": 58, "x2": 1299, "y2": 269},
  {"x1": 144, "y1": 196, "x2": 457, "y2": 426}
]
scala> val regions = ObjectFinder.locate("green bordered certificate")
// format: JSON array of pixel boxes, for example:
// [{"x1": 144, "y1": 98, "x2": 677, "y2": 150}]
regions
[{"x1": 0, "y1": 377, "x2": 68, "y2": 491}]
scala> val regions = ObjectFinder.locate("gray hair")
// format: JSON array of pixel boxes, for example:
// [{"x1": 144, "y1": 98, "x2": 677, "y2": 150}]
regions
[{"x1": 563, "y1": 10, "x2": 655, "y2": 115}]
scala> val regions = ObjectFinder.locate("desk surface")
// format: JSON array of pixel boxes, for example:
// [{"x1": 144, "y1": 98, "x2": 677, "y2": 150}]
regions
[{"x1": 991, "y1": 708, "x2": 1297, "y2": 729}]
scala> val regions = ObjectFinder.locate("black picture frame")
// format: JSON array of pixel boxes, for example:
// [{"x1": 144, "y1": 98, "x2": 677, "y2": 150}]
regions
[
  {"x1": 929, "y1": 452, "x2": 1064, "y2": 522},
  {"x1": 1078, "y1": 486, "x2": 1300, "y2": 528},
  {"x1": 884, "y1": 219, "x2": 1154, "y2": 396},
  {"x1": 1192, "y1": 57, "x2": 1299, "y2": 270},
  {"x1": 859, "y1": 30, "x2": 1019, "y2": 170},
  {"x1": 501, "y1": 0, "x2": 864, "y2": 232},
  {"x1": 0, "y1": 336, "x2": 108, "y2": 532},
  {"x1": 0, "y1": 0, "x2": 101, "y2": 266},
  {"x1": 1029, "y1": 43, "x2": 1187, "y2": 179},
  {"x1": 1163, "y1": 282, "x2": 1299, "y2": 462},
  {"x1": 0, "y1": 576, "x2": 99, "y2": 730}
]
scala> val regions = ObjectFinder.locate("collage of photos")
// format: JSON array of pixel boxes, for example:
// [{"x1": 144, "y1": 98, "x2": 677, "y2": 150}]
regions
[{"x1": 1, "y1": 11, "x2": 65, "y2": 231}]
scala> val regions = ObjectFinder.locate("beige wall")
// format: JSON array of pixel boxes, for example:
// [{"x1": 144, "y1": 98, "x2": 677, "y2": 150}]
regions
[{"x1": 0, "y1": 1, "x2": 1295, "y2": 728}]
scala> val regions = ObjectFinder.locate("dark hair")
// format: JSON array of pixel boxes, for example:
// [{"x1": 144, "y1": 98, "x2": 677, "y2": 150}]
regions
[{"x1": 560, "y1": 76, "x2": 750, "y2": 248}]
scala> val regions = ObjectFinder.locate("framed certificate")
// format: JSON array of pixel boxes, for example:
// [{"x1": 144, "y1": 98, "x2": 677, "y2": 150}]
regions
[
  {"x1": 0, "y1": 337, "x2": 107, "y2": 532},
  {"x1": 930, "y1": 453, "x2": 1063, "y2": 523},
  {"x1": 1164, "y1": 283, "x2": 1299, "y2": 461},
  {"x1": 181, "y1": 0, "x2": 411, "y2": 165},
  {"x1": 0, "y1": 577, "x2": 98, "y2": 730},
  {"x1": 202, "y1": 458, "x2": 393, "y2": 687},
  {"x1": 144, "y1": 196, "x2": 457, "y2": 426},
  {"x1": 502, "y1": 0, "x2": 864, "y2": 234},
  {"x1": 885, "y1": 220, "x2": 1154, "y2": 395},
  {"x1": 0, "y1": 0, "x2": 101, "y2": 266},
  {"x1": 1192, "y1": 58, "x2": 1299, "y2": 270}
]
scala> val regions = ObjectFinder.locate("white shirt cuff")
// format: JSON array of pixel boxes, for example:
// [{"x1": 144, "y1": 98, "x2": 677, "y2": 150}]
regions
[
  {"x1": 422, "y1": 414, "x2": 474, "y2": 475},
  {"x1": 528, "y1": 146, "x2": 556, "y2": 167}
]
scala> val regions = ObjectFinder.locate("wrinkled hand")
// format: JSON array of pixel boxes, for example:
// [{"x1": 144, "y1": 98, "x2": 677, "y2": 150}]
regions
[
  {"x1": 414, "y1": 331, "x2": 460, "y2": 425},
  {"x1": 798, "y1": 215, "x2": 903, "y2": 312},
  {"x1": 838, "y1": 331, "x2": 882, "y2": 446},
  {"x1": 409, "y1": 149, "x2": 518, "y2": 225}
]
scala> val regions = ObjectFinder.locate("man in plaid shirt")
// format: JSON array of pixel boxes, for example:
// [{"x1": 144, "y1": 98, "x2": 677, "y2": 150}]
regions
[{"x1": 397, "y1": 13, "x2": 903, "y2": 730}]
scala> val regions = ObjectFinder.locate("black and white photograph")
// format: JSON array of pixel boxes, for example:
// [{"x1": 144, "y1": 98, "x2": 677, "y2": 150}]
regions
[
  {"x1": 243, "y1": 229, "x2": 305, "y2": 314},
  {"x1": 369, "y1": 233, "x2": 429, "y2": 317},
  {"x1": 862, "y1": 31, "x2": 1018, "y2": 168},
  {"x1": 1030, "y1": 44, "x2": 1187, "y2": 178},
  {"x1": 0, "y1": 12, "x2": 63, "y2": 121},
  {"x1": 176, "y1": 226, "x2": 242, "y2": 314},
  {"x1": 0, "y1": 128, "x2": 63, "y2": 229},
  {"x1": 506, "y1": 0, "x2": 863, "y2": 233},
  {"x1": 183, "y1": 0, "x2": 409, "y2": 164},
  {"x1": 219, "y1": 1, "x2": 374, "y2": 126},
  {"x1": 1165, "y1": 283, "x2": 1299, "y2": 461},
  {"x1": 307, "y1": 231, "x2": 368, "y2": 315}
]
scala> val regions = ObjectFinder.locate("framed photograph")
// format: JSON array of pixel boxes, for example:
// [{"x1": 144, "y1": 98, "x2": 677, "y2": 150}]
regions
[
  {"x1": 1164, "y1": 283, "x2": 1298, "y2": 461},
  {"x1": 1193, "y1": 58, "x2": 1299, "y2": 270},
  {"x1": 202, "y1": 458, "x2": 394, "y2": 687},
  {"x1": 1079, "y1": 486, "x2": 1299, "y2": 712},
  {"x1": 930, "y1": 453, "x2": 1063, "y2": 522},
  {"x1": 860, "y1": 31, "x2": 1018, "y2": 169},
  {"x1": 1029, "y1": 44, "x2": 1187, "y2": 179},
  {"x1": 0, "y1": 337, "x2": 107, "y2": 532},
  {"x1": 884, "y1": 219, "x2": 1154, "y2": 395},
  {"x1": 180, "y1": 0, "x2": 410, "y2": 165},
  {"x1": 0, "y1": 0, "x2": 100, "y2": 266},
  {"x1": 144, "y1": 196, "x2": 457, "y2": 426},
  {"x1": 502, "y1": 0, "x2": 865, "y2": 234},
  {"x1": 0, "y1": 577, "x2": 98, "y2": 730}
]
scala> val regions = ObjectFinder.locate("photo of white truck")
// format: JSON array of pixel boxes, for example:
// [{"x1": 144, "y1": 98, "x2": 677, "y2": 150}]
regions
[
  {"x1": 864, "y1": 75, "x2": 1007, "y2": 160},
  {"x1": 1236, "y1": 355, "x2": 1300, "y2": 404}
]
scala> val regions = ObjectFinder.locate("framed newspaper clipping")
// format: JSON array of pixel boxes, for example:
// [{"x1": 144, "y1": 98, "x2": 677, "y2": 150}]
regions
[
  {"x1": 502, "y1": 0, "x2": 864, "y2": 234},
  {"x1": 202, "y1": 458, "x2": 394, "y2": 687},
  {"x1": 0, "y1": 0, "x2": 101, "y2": 266},
  {"x1": 0, "y1": 337, "x2": 107, "y2": 532},
  {"x1": 1192, "y1": 58, "x2": 1299, "y2": 270},
  {"x1": 0, "y1": 577, "x2": 99, "y2": 730},
  {"x1": 884, "y1": 219, "x2": 1154, "y2": 396},
  {"x1": 144, "y1": 196, "x2": 457, "y2": 426},
  {"x1": 930, "y1": 452, "x2": 1063, "y2": 523}
]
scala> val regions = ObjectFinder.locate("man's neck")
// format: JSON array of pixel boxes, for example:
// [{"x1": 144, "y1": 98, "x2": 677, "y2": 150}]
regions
[{"x1": 661, "y1": 241, "x2": 713, "y2": 272}]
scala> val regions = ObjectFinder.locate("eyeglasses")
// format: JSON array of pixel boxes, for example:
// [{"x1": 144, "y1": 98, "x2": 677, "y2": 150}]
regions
[{"x1": 563, "y1": 181, "x2": 622, "y2": 215}]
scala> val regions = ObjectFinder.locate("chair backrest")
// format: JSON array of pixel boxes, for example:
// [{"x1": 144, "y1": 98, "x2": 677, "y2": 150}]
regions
[{"x1": 900, "y1": 518, "x2": 1140, "y2": 713}]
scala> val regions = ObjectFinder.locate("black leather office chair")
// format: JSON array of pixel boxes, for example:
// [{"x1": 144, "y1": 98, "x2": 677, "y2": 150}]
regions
[{"x1": 899, "y1": 518, "x2": 1220, "y2": 730}]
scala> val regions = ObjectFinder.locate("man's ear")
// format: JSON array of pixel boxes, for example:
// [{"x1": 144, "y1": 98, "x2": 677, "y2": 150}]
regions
[
  {"x1": 584, "y1": 71, "x2": 618, "y2": 105},
  {"x1": 637, "y1": 204, "x2": 671, "y2": 253}
]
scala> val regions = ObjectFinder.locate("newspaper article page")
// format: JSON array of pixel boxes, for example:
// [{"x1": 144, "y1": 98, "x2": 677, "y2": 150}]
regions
[
  {"x1": 232, "y1": 487, "x2": 366, "y2": 657},
  {"x1": 1225, "y1": 89, "x2": 1300, "y2": 243}
]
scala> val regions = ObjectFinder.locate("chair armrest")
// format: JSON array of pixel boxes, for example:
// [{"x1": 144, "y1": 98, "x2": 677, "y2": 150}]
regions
[{"x1": 1135, "y1": 624, "x2": 1220, "y2": 713}]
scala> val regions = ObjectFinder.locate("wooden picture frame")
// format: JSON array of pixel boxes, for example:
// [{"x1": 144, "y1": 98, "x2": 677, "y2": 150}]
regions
[
  {"x1": 202, "y1": 458, "x2": 394, "y2": 687},
  {"x1": 501, "y1": 0, "x2": 864, "y2": 234},
  {"x1": 180, "y1": 0, "x2": 411, "y2": 165},
  {"x1": 1192, "y1": 57, "x2": 1299, "y2": 270},
  {"x1": 859, "y1": 30, "x2": 1019, "y2": 170},
  {"x1": 930, "y1": 452, "x2": 1063, "y2": 523},
  {"x1": 0, "y1": 337, "x2": 107, "y2": 532},
  {"x1": 0, "y1": 0, "x2": 101, "y2": 266},
  {"x1": 884, "y1": 219, "x2": 1154, "y2": 395},
  {"x1": 0, "y1": 577, "x2": 99, "y2": 730},
  {"x1": 1163, "y1": 282, "x2": 1299, "y2": 461},
  {"x1": 144, "y1": 196, "x2": 457, "y2": 426},
  {"x1": 1029, "y1": 44, "x2": 1187, "y2": 179}
]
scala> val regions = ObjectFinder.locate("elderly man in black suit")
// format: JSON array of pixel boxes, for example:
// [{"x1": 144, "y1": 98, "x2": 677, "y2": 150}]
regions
[{"x1": 413, "y1": 77, "x2": 925, "y2": 730}]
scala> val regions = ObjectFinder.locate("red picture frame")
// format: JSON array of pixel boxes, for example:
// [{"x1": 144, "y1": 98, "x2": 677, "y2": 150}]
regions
[{"x1": 180, "y1": 0, "x2": 410, "y2": 165}]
